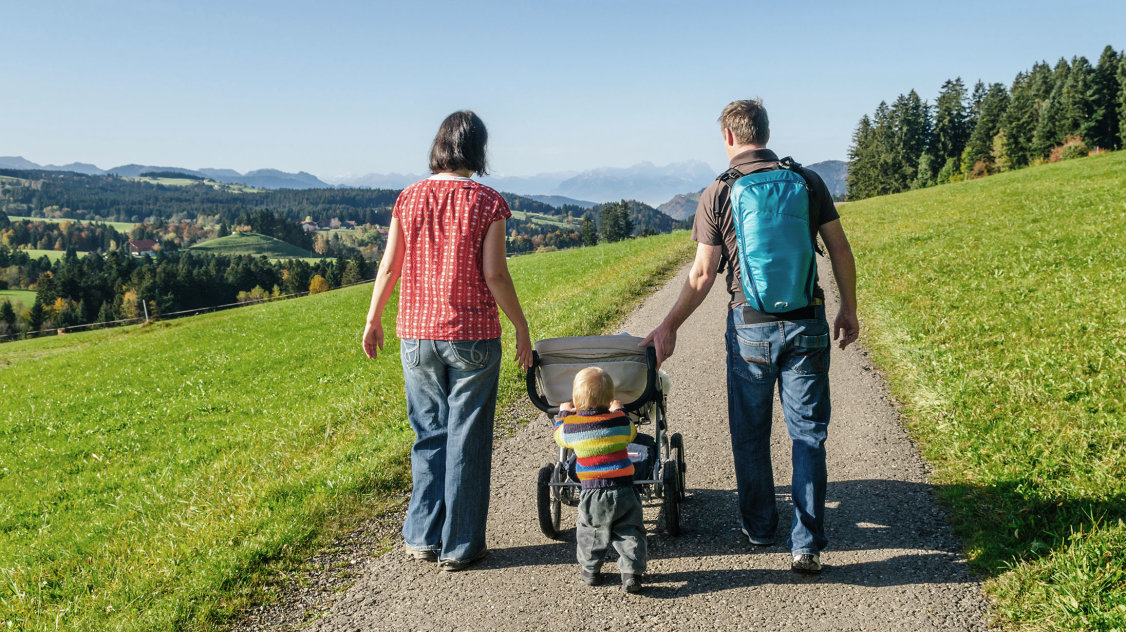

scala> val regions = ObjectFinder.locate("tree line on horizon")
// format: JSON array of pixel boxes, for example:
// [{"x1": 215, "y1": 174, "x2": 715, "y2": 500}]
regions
[{"x1": 847, "y1": 45, "x2": 1125, "y2": 200}]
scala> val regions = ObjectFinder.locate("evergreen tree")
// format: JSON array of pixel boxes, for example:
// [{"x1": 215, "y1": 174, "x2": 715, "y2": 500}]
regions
[
  {"x1": 961, "y1": 83, "x2": 1009, "y2": 174},
  {"x1": 932, "y1": 78, "x2": 971, "y2": 168},
  {"x1": 0, "y1": 300, "x2": 15, "y2": 327},
  {"x1": 1032, "y1": 58, "x2": 1071, "y2": 158},
  {"x1": 1061, "y1": 56, "x2": 1098, "y2": 143},
  {"x1": 1119, "y1": 55, "x2": 1126, "y2": 146},
  {"x1": 891, "y1": 90, "x2": 931, "y2": 187},
  {"x1": 1002, "y1": 71, "x2": 1038, "y2": 167},
  {"x1": 28, "y1": 298, "x2": 45, "y2": 332},
  {"x1": 1091, "y1": 45, "x2": 1121, "y2": 150},
  {"x1": 580, "y1": 214, "x2": 598, "y2": 246},
  {"x1": 846, "y1": 114, "x2": 878, "y2": 199}
]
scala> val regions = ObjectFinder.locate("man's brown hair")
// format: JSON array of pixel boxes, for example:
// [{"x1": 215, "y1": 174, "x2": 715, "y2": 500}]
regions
[{"x1": 718, "y1": 99, "x2": 770, "y2": 146}]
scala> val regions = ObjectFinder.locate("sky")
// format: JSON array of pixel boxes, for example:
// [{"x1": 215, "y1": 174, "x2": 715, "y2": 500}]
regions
[{"x1": 3, "y1": 0, "x2": 1125, "y2": 180}]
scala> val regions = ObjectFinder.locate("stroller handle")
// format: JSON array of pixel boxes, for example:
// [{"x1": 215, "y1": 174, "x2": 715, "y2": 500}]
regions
[{"x1": 526, "y1": 344, "x2": 659, "y2": 417}]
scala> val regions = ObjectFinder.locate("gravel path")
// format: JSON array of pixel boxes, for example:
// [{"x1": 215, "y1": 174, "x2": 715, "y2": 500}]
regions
[{"x1": 246, "y1": 263, "x2": 991, "y2": 631}]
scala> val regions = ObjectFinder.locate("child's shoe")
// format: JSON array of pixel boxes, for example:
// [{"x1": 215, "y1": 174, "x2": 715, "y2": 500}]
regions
[
  {"x1": 580, "y1": 568, "x2": 601, "y2": 586},
  {"x1": 621, "y1": 573, "x2": 643, "y2": 593}
]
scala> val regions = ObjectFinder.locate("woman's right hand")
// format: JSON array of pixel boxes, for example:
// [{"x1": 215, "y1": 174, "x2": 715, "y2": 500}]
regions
[{"x1": 362, "y1": 321, "x2": 383, "y2": 359}]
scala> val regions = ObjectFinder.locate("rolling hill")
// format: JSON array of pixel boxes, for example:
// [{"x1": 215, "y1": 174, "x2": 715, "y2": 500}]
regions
[{"x1": 188, "y1": 232, "x2": 320, "y2": 259}]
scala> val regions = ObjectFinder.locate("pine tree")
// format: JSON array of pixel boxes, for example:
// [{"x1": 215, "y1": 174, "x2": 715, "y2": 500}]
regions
[
  {"x1": 1002, "y1": 71, "x2": 1038, "y2": 168},
  {"x1": 846, "y1": 114, "x2": 877, "y2": 199},
  {"x1": 932, "y1": 78, "x2": 971, "y2": 167},
  {"x1": 1091, "y1": 45, "x2": 1121, "y2": 150},
  {"x1": 961, "y1": 83, "x2": 1009, "y2": 174},
  {"x1": 1119, "y1": 55, "x2": 1126, "y2": 146},
  {"x1": 1033, "y1": 58, "x2": 1071, "y2": 158},
  {"x1": 580, "y1": 214, "x2": 598, "y2": 246},
  {"x1": 890, "y1": 91, "x2": 931, "y2": 187},
  {"x1": 1061, "y1": 56, "x2": 1097, "y2": 143}
]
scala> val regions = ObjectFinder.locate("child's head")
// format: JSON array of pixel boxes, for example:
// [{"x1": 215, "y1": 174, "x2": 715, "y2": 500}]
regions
[
  {"x1": 572, "y1": 367, "x2": 615, "y2": 410},
  {"x1": 429, "y1": 110, "x2": 489, "y2": 176}
]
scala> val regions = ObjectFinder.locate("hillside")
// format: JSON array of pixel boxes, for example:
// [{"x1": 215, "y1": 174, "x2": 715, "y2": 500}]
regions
[
  {"x1": 188, "y1": 231, "x2": 320, "y2": 259},
  {"x1": 0, "y1": 232, "x2": 695, "y2": 631},
  {"x1": 805, "y1": 159, "x2": 847, "y2": 199},
  {"x1": 657, "y1": 190, "x2": 702, "y2": 220},
  {"x1": 845, "y1": 151, "x2": 1126, "y2": 629}
]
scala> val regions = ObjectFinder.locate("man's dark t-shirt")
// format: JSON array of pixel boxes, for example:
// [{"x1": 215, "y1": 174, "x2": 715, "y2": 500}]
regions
[{"x1": 692, "y1": 148, "x2": 840, "y2": 310}]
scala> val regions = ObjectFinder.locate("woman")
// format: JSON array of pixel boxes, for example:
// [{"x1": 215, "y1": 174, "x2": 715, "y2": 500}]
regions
[{"x1": 362, "y1": 110, "x2": 532, "y2": 572}]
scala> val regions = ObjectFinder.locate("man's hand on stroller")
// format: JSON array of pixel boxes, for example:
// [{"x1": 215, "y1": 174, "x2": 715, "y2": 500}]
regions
[{"x1": 640, "y1": 322, "x2": 677, "y2": 368}]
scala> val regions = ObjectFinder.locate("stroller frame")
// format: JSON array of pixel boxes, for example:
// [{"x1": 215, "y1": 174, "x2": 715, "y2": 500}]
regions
[{"x1": 526, "y1": 337, "x2": 686, "y2": 539}]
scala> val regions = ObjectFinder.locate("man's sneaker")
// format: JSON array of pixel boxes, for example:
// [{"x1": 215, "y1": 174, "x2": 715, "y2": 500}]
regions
[
  {"x1": 741, "y1": 527, "x2": 774, "y2": 546},
  {"x1": 621, "y1": 573, "x2": 643, "y2": 593},
  {"x1": 438, "y1": 547, "x2": 488, "y2": 572},
  {"x1": 791, "y1": 553, "x2": 822, "y2": 574},
  {"x1": 405, "y1": 546, "x2": 438, "y2": 562},
  {"x1": 580, "y1": 568, "x2": 602, "y2": 586}
]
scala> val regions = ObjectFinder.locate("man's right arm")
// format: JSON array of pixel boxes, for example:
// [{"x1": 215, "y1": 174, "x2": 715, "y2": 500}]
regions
[{"x1": 640, "y1": 242, "x2": 721, "y2": 365}]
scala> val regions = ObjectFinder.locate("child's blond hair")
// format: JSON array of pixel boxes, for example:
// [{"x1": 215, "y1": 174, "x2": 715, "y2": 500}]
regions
[{"x1": 572, "y1": 366, "x2": 615, "y2": 411}]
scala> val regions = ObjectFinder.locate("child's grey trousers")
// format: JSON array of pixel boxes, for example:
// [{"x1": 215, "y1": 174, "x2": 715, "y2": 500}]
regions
[{"x1": 576, "y1": 486, "x2": 647, "y2": 575}]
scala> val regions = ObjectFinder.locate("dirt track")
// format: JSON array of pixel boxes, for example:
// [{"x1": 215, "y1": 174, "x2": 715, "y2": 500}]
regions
[{"x1": 243, "y1": 262, "x2": 991, "y2": 631}]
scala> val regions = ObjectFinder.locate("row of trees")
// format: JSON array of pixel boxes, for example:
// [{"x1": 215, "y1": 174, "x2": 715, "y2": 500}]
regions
[
  {"x1": 0, "y1": 246, "x2": 371, "y2": 339},
  {"x1": 847, "y1": 45, "x2": 1125, "y2": 199}
]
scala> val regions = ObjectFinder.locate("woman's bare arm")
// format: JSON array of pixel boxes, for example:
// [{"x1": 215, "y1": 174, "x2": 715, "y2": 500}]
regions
[{"x1": 481, "y1": 219, "x2": 533, "y2": 370}]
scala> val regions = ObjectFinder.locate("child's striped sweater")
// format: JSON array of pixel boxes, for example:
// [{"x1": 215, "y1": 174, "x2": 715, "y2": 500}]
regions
[{"x1": 553, "y1": 408, "x2": 636, "y2": 489}]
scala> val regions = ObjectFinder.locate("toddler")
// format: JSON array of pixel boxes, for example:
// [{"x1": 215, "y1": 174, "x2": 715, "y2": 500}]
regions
[{"x1": 554, "y1": 366, "x2": 647, "y2": 593}]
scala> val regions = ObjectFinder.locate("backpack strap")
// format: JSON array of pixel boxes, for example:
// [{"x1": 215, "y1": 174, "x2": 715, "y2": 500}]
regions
[
  {"x1": 713, "y1": 168, "x2": 744, "y2": 274},
  {"x1": 777, "y1": 157, "x2": 825, "y2": 256}
]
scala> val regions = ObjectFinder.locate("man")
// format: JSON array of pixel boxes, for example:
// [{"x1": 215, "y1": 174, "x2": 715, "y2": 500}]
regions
[{"x1": 641, "y1": 98, "x2": 858, "y2": 574}]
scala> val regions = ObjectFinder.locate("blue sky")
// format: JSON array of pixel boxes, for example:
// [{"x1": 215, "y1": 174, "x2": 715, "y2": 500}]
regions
[{"x1": 3, "y1": 0, "x2": 1124, "y2": 179}]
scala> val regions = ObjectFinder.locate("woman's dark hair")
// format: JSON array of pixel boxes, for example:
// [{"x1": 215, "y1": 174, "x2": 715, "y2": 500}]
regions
[{"x1": 429, "y1": 110, "x2": 489, "y2": 176}]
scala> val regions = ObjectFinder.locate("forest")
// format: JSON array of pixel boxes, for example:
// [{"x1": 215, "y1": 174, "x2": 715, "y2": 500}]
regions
[{"x1": 846, "y1": 44, "x2": 1126, "y2": 199}]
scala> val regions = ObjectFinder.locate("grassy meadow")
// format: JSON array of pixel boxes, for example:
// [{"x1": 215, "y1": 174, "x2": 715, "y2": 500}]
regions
[
  {"x1": 7, "y1": 215, "x2": 138, "y2": 234},
  {"x1": 0, "y1": 232, "x2": 694, "y2": 631},
  {"x1": 0, "y1": 290, "x2": 36, "y2": 310},
  {"x1": 845, "y1": 151, "x2": 1126, "y2": 630},
  {"x1": 187, "y1": 232, "x2": 320, "y2": 260}
]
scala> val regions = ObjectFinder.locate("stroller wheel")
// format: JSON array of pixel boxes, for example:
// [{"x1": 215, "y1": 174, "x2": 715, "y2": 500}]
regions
[
  {"x1": 661, "y1": 459, "x2": 681, "y2": 536},
  {"x1": 670, "y1": 433, "x2": 686, "y2": 502},
  {"x1": 536, "y1": 463, "x2": 563, "y2": 540}
]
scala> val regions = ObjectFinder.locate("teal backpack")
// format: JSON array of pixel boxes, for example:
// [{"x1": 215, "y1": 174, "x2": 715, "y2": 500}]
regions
[{"x1": 717, "y1": 157, "x2": 821, "y2": 314}]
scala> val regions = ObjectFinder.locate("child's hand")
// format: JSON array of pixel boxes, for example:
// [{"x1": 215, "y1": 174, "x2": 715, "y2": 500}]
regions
[
  {"x1": 559, "y1": 401, "x2": 575, "y2": 413},
  {"x1": 609, "y1": 399, "x2": 623, "y2": 411}
]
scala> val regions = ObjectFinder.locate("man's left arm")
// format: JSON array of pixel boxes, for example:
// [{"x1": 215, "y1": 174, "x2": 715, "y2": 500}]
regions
[{"x1": 818, "y1": 219, "x2": 859, "y2": 349}]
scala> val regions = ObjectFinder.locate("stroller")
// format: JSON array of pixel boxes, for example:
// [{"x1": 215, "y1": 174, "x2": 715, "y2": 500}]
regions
[{"x1": 526, "y1": 334, "x2": 686, "y2": 539}]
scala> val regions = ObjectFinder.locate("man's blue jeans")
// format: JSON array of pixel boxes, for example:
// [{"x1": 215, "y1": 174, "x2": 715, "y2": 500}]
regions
[
  {"x1": 726, "y1": 306, "x2": 831, "y2": 555},
  {"x1": 400, "y1": 338, "x2": 501, "y2": 563}
]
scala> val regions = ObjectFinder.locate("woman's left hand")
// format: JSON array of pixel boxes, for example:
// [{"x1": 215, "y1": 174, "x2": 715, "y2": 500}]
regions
[
  {"x1": 362, "y1": 321, "x2": 383, "y2": 359},
  {"x1": 515, "y1": 329, "x2": 533, "y2": 371}
]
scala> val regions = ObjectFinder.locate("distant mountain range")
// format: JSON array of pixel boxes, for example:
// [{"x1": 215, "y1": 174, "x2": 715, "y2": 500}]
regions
[
  {"x1": 0, "y1": 156, "x2": 331, "y2": 190},
  {"x1": 654, "y1": 160, "x2": 849, "y2": 221},
  {"x1": 1, "y1": 155, "x2": 845, "y2": 204}
]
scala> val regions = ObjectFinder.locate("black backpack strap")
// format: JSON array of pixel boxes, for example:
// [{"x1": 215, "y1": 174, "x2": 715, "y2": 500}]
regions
[
  {"x1": 713, "y1": 168, "x2": 744, "y2": 274},
  {"x1": 778, "y1": 157, "x2": 825, "y2": 256}
]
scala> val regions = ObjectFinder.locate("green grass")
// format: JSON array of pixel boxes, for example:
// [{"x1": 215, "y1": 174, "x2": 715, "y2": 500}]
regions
[
  {"x1": 188, "y1": 232, "x2": 320, "y2": 260},
  {"x1": 18, "y1": 249, "x2": 88, "y2": 262},
  {"x1": 127, "y1": 177, "x2": 261, "y2": 194},
  {"x1": 845, "y1": 151, "x2": 1126, "y2": 630},
  {"x1": 7, "y1": 216, "x2": 138, "y2": 233},
  {"x1": 0, "y1": 231, "x2": 694, "y2": 631},
  {"x1": 0, "y1": 290, "x2": 36, "y2": 310},
  {"x1": 510, "y1": 209, "x2": 572, "y2": 228}
]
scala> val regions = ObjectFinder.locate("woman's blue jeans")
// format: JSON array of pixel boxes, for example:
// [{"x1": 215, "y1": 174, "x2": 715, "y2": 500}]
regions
[
  {"x1": 399, "y1": 338, "x2": 501, "y2": 562},
  {"x1": 726, "y1": 306, "x2": 831, "y2": 555}
]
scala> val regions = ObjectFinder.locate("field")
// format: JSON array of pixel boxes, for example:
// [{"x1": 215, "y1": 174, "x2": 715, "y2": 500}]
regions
[
  {"x1": 188, "y1": 232, "x2": 321, "y2": 260},
  {"x1": 0, "y1": 231, "x2": 695, "y2": 631},
  {"x1": 510, "y1": 209, "x2": 573, "y2": 228},
  {"x1": 845, "y1": 151, "x2": 1126, "y2": 630},
  {"x1": 7, "y1": 215, "x2": 138, "y2": 233},
  {"x1": 0, "y1": 289, "x2": 36, "y2": 310},
  {"x1": 128, "y1": 176, "x2": 261, "y2": 194},
  {"x1": 17, "y1": 248, "x2": 88, "y2": 262}
]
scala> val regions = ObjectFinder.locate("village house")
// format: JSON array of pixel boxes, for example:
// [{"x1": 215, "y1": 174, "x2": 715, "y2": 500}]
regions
[{"x1": 128, "y1": 239, "x2": 158, "y2": 256}]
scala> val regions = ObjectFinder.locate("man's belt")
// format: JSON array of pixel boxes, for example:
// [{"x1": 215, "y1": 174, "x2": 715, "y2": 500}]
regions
[{"x1": 738, "y1": 298, "x2": 823, "y2": 324}]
